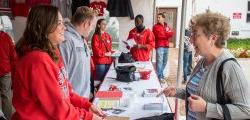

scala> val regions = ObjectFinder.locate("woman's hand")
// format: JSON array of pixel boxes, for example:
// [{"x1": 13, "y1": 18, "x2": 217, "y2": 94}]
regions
[
  {"x1": 188, "y1": 94, "x2": 207, "y2": 112},
  {"x1": 90, "y1": 105, "x2": 106, "y2": 117},
  {"x1": 104, "y1": 52, "x2": 112, "y2": 56},
  {"x1": 157, "y1": 86, "x2": 177, "y2": 97}
]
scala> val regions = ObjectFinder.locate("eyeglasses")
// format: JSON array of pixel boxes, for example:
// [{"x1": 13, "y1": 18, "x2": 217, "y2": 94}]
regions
[{"x1": 190, "y1": 32, "x2": 202, "y2": 39}]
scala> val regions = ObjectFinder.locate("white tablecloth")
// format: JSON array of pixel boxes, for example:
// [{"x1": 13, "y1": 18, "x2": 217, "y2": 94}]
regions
[{"x1": 93, "y1": 61, "x2": 172, "y2": 120}]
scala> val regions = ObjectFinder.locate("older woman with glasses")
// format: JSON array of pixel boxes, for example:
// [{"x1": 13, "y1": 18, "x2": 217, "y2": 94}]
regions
[{"x1": 158, "y1": 11, "x2": 250, "y2": 119}]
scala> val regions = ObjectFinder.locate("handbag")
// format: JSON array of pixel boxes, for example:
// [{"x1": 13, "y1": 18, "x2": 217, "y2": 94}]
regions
[
  {"x1": 213, "y1": 58, "x2": 237, "y2": 120},
  {"x1": 118, "y1": 52, "x2": 135, "y2": 63},
  {"x1": 115, "y1": 65, "x2": 136, "y2": 82}
]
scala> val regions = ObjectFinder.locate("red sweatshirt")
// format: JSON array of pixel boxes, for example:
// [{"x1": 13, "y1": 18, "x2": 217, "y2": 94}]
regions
[
  {"x1": 0, "y1": 31, "x2": 16, "y2": 77},
  {"x1": 127, "y1": 28, "x2": 155, "y2": 61},
  {"x1": 12, "y1": 49, "x2": 93, "y2": 120},
  {"x1": 153, "y1": 23, "x2": 173, "y2": 48},
  {"x1": 92, "y1": 32, "x2": 113, "y2": 64}
]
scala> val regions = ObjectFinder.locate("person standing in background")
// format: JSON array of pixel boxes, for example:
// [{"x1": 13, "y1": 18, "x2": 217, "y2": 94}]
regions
[
  {"x1": 0, "y1": 30, "x2": 16, "y2": 120},
  {"x1": 183, "y1": 29, "x2": 193, "y2": 84},
  {"x1": 153, "y1": 13, "x2": 173, "y2": 82},
  {"x1": 59, "y1": 6, "x2": 97, "y2": 98},
  {"x1": 92, "y1": 19, "x2": 113, "y2": 81},
  {"x1": 127, "y1": 14, "x2": 155, "y2": 61}
]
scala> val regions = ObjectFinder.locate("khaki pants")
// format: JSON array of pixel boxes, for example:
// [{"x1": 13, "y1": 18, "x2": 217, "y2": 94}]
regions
[{"x1": 0, "y1": 73, "x2": 12, "y2": 119}]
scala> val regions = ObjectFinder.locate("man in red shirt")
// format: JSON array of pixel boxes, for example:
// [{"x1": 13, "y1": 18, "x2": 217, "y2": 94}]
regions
[
  {"x1": 127, "y1": 14, "x2": 155, "y2": 61},
  {"x1": 0, "y1": 31, "x2": 16, "y2": 119},
  {"x1": 153, "y1": 13, "x2": 173, "y2": 81}
]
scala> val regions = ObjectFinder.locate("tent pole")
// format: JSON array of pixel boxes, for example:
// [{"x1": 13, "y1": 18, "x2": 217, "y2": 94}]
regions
[{"x1": 175, "y1": 0, "x2": 187, "y2": 119}]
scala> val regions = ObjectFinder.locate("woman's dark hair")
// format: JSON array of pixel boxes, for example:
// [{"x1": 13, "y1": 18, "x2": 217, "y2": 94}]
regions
[
  {"x1": 16, "y1": 5, "x2": 59, "y2": 62},
  {"x1": 94, "y1": 18, "x2": 105, "y2": 38}
]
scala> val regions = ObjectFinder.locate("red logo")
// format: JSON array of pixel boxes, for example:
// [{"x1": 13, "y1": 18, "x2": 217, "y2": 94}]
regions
[{"x1": 233, "y1": 13, "x2": 241, "y2": 19}]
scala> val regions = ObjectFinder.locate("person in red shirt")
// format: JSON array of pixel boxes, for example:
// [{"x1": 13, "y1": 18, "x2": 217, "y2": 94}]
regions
[
  {"x1": 12, "y1": 5, "x2": 106, "y2": 120},
  {"x1": 153, "y1": 13, "x2": 173, "y2": 81},
  {"x1": 0, "y1": 31, "x2": 16, "y2": 119},
  {"x1": 127, "y1": 14, "x2": 155, "y2": 61},
  {"x1": 92, "y1": 19, "x2": 113, "y2": 81}
]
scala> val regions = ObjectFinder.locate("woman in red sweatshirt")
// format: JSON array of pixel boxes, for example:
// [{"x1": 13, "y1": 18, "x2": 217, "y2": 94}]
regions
[
  {"x1": 12, "y1": 5, "x2": 105, "y2": 120},
  {"x1": 91, "y1": 19, "x2": 113, "y2": 81}
]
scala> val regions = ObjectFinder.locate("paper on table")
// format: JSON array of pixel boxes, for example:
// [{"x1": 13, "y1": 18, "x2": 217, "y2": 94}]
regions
[
  {"x1": 126, "y1": 38, "x2": 136, "y2": 48},
  {"x1": 97, "y1": 99, "x2": 120, "y2": 109}
]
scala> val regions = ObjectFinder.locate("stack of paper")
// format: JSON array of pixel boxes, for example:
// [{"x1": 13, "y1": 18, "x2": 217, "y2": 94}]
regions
[
  {"x1": 142, "y1": 89, "x2": 159, "y2": 97},
  {"x1": 96, "y1": 91, "x2": 123, "y2": 99},
  {"x1": 97, "y1": 99, "x2": 120, "y2": 109},
  {"x1": 126, "y1": 39, "x2": 136, "y2": 48}
]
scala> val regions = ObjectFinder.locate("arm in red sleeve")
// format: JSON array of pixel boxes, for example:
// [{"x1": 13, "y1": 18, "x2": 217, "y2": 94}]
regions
[
  {"x1": 127, "y1": 31, "x2": 134, "y2": 40},
  {"x1": 152, "y1": 25, "x2": 157, "y2": 36},
  {"x1": 92, "y1": 35, "x2": 105, "y2": 57},
  {"x1": 68, "y1": 83, "x2": 92, "y2": 110},
  {"x1": 0, "y1": 32, "x2": 16, "y2": 77},
  {"x1": 165, "y1": 26, "x2": 174, "y2": 38},
  {"x1": 143, "y1": 30, "x2": 155, "y2": 50},
  {"x1": 30, "y1": 59, "x2": 93, "y2": 120},
  {"x1": 9, "y1": 39, "x2": 17, "y2": 68},
  {"x1": 8, "y1": 35, "x2": 17, "y2": 81},
  {"x1": 107, "y1": 34, "x2": 112, "y2": 51}
]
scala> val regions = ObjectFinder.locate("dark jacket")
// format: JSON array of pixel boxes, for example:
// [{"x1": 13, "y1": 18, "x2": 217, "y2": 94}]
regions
[{"x1": 107, "y1": 0, "x2": 134, "y2": 19}]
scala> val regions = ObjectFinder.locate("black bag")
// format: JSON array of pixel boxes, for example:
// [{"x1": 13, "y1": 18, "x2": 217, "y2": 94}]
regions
[
  {"x1": 118, "y1": 52, "x2": 135, "y2": 63},
  {"x1": 136, "y1": 113, "x2": 174, "y2": 120},
  {"x1": 213, "y1": 58, "x2": 237, "y2": 120},
  {"x1": 115, "y1": 65, "x2": 136, "y2": 82},
  {"x1": 0, "y1": 116, "x2": 6, "y2": 120}
]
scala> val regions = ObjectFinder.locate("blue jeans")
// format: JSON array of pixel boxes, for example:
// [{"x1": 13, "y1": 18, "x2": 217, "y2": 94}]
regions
[
  {"x1": 96, "y1": 64, "x2": 110, "y2": 81},
  {"x1": 156, "y1": 47, "x2": 169, "y2": 80},
  {"x1": 183, "y1": 51, "x2": 192, "y2": 82}
]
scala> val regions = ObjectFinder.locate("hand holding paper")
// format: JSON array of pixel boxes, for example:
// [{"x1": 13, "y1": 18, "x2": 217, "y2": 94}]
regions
[{"x1": 126, "y1": 39, "x2": 137, "y2": 48}]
